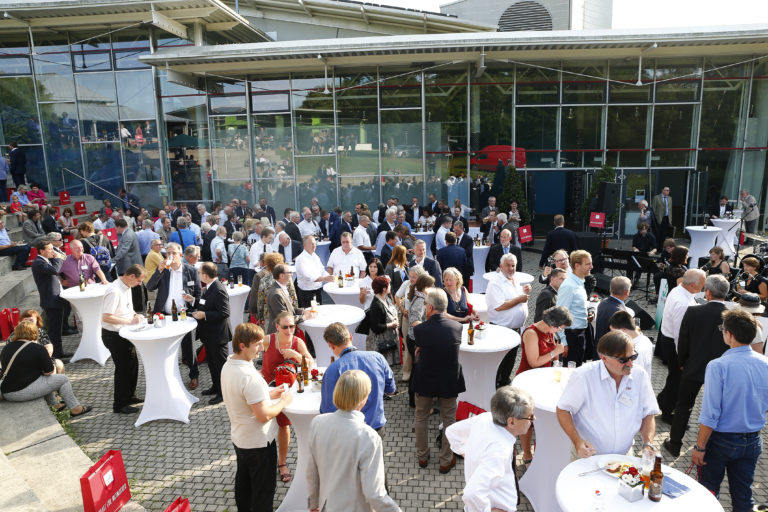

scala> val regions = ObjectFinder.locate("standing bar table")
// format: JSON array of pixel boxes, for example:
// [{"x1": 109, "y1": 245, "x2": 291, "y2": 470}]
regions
[
  {"x1": 60, "y1": 283, "x2": 111, "y2": 365},
  {"x1": 710, "y1": 218, "x2": 741, "y2": 258},
  {"x1": 225, "y1": 283, "x2": 251, "y2": 354},
  {"x1": 685, "y1": 226, "x2": 721, "y2": 268},
  {"x1": 323, "y1": 280, "x2": 367, "y2": 309},
  {"x1": 119, "y1": 318, "x2": 198, "y2": 427},
  {"x1": 300, "y1": 304, "x2": 365, "y2": 366},
  {"x1": 471, "y1": 245, "x2": 491, "y2": 293},
  {"x1": 466, "y1": 293, "x2": 488, "y2": 323}
]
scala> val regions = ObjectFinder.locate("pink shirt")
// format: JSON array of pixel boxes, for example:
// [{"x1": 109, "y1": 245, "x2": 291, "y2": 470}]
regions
[{"x1": 59, "y1": 253, "x2": 100, "y2": 288}]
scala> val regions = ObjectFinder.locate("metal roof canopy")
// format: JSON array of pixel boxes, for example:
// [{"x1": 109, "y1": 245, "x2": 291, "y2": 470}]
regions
[
  {"x1": 140, "y1": 24, "x2": 768, "y2": 77},
  {"x1": 0, "y1": 0, "x2": 271, "y2": 44}
]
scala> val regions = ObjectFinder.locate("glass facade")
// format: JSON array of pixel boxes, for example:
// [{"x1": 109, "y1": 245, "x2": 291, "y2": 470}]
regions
[{"x1": 2, "y1": 28, "x2": 767, "y2": 236}]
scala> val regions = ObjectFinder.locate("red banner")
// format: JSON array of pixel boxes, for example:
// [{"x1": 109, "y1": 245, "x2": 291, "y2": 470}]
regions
[
  {"x1": 75, "y1": 201, "x2": 87, "y2": 215},
  {"x1": 80, "y1": 450, "x2": 131, "y2": 512},
  {"x1": 517, "y1": 225, "x2": 533, "y2": 244},
  {"x1": 589, "y1": 212, "x2": 606, "y2": 228}
]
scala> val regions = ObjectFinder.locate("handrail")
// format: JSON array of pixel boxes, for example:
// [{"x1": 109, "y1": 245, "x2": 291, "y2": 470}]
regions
[{"x1": 60, "y1": 167, "x2": 140, "y2": 211}]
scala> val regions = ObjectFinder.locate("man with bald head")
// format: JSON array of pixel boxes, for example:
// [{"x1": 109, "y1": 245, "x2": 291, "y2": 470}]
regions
[{"x1": 59, "y1": 238, "x2": 108, "y2": 332}]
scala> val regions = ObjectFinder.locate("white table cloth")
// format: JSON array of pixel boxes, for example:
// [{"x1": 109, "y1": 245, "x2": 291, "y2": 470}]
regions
[
  {"x1": 710, "y1": 218, "x2": 741, "y2": 258},
  {"x1": 482, "y1": 271, "x2": 534, "y2": 286},
  {"x1": 315, "y1": 240, "x2": 331, "y2": 267},
  {"x1": 61, "y1": 284, "x2": 111, "y2": 365},
  {"x1": 458, "y1": 323, "x2": 520, "y2": 412},
  {"x1": 414, "y1": 231, "x2": 435, "y2": 258},
  {"x1": 685, "y1": 226, "x2": 721, "y2": 268},
  {"x1": 119, "y1": 318, "x2": 199, "y2": 427},
  {"x1": 466, "y1": 293, "x2": 488, "y2": 323},
  {"x1": 513, "y1": 367, "x2": 576, "y2": 512},
  {"x1": 471, "y1": 245, "x2": 491, "y2": 293},
  {"x1": 556, "y1": 454, "x2": 723, "y2": 511},
  {"x1": 301, "y1": 304, "x2": 365, "y2": 366},
  {"x1": 276, "y1": 383, "x2": 322, "y2": 512},
  {"x1": 225, "y1": 284, "x2": 251, "y2": 354},
  {"x1": 468, "y1": 226, "x2": 481, "y2": 239},
  {"x1": 323, "y1": 280, "x2": 369, "y2": 309}
]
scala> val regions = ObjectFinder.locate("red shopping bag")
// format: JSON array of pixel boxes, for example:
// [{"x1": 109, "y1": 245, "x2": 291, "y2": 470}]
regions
[
  {"x1": 517, "y1": 225, "x2": 533, "y2": 244},
  {"x1": 74, "y1": 201, "x2": 87, "y2": 215},
  {"x1": 455, "y1": 401, "x2": 486, "y2": 421},
  {"x1": 197, "y1": 345, "x2": 206, "y2": 363},
  {"x1": 163, "y1": 497, "x2": 191, "y2": 512},
  {"x1": 59, "y1": 191, "x2": 71, "y2": 205},
  {"x1": 589, "y1": 212, "x2": 606, "y2": 228},
  {"x1": 80, "y1": 450, "x2": 131, "y2": 512},
  {"x1": 0, "y1": 309, "x2": 12, "y2": 340},
  {"x1": 10, "y1": 308, "x2": 20, "y2": 328}
]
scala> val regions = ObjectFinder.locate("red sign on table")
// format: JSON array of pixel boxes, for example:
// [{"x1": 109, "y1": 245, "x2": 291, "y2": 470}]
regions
[
  {"x1": 589, "y1": 212, "x2": 606, "y2": 229},
  {"x1": 80, "y1": 450, "x2": 131, "y2": 512},
  {"x1": 518, "y1": 225, "x2": 533, "y2": 244}
]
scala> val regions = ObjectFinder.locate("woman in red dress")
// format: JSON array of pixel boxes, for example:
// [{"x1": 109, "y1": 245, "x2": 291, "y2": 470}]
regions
[
  {"x1": 516, "y1": 305, "x2": 572, "y2": 465},
  {"x1": 261, "y1": 311, "x2": 314, "y2": 483}
]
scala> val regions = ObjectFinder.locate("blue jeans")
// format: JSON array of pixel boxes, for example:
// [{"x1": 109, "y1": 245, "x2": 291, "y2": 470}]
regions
[{"x1": 699, "y1": 430, "x2": 762, "y2": 512}]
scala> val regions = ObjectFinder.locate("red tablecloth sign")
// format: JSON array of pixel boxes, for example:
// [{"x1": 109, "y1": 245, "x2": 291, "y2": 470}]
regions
[
  {"x1": 80, "y1": 450, "x2": 131, "y2": 512},
  {"x1": 589, "y1": 212, "x2": 606, "y2": 229},
  {"x1": 518, "y1": 225, "x2": 533, "y2": 244}
]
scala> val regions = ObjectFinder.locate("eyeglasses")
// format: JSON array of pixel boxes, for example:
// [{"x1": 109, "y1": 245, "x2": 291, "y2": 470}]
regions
[
  {"x1": 717, "y1": 325, "x2": 729, "y2": 333},
  {"x1": 279, "y1": 324, "x2": 296, "y2": 330},
  {"x1": 515, "y1": 415, "x2": 535, "y2": 422},
  {"x1": 554, "y1": 258, "x2": 568, "y2": 264},
  {"x1": 604, "y1": 352, "x2": 639, "y2": 364}
]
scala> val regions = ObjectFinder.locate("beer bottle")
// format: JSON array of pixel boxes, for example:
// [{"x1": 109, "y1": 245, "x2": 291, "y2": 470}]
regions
[
  {"x1": 171, "y1": 299, "x2": 178, "y2": 322},
  {"x1": 297, "y1": 374, "x2": 304, "y2": 393},
  {"x1": 146, "y1": 301, "x2": 154, "y2": 324},
  {"x1": 337, "y1": 271, "x2": 344, "y2": 288},
  {"x1": 648, "y1": 455, "x2": 663, "y2": 502},
  {"x1": 349, "y1": 265, "x2": 354, "y2": 279},
  {"x1": 468, "y1": 320, "x2": 475, "y2": 345},
  {"x1": 301, "y1": 355, "x2": 309, "y2": 386},
  {"x1": 79, "y1": 271, "x2": 86, "y2": 292}
]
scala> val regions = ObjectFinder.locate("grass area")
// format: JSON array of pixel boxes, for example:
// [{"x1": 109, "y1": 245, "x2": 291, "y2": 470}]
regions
[{"x1": 51, "y1": 404, "x2": 82, "y2": 446}]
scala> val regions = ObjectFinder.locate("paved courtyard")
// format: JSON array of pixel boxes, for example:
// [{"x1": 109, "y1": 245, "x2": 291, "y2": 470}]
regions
[{"x1": 60, "y1": 248, "x2": 767, "y2": 511}]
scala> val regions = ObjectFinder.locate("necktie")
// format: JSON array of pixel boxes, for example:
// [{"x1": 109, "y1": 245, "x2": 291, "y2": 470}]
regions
[
  {"x1": 504, "y1": 246, "x2": 508, "y2": 255},
  {"x1": 663, "y1": 196, "x2": 668, "y2": 216}
]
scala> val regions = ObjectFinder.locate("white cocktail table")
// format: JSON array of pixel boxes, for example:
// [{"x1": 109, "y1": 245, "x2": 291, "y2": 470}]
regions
[
  {"x1": 61, "y1": 283, "x2": 111, "y2": 365},
  {"x1": 471, "y1": 245, "x2": 491, "y2": 293},
  {"x1": 300, "y1": 305, "x2": 365, "y2": 366},
  {"x1": 225, "y1": 284, "x2": 250, "y2": 354},
  {"x1": 414, "y1": 231, "x2": 435, "y2": 258},
  {"x1": 315, "y1": 240, "x2": 331, "y2": 267},
  {"x1": 276, "y1": 383, "x2": 322, "y2": 512},
  {"x1": 323, "y1": 280, "x2": 366, "y2": 309},
  {"x1": 458, "y1": 323, "x2": 520, "y2": 412},
  {"x1": 685, "y1": 226, "x2": 721, "y2": 268},
  {"x1": 466, "y1": 293, "x2": 488, "y2": 323},
  {"x1": 710, "y1": 218, "x2": 740, "y2": 257},
  {"x1": 119, "y1": 318, "x2": 199, "y2": 427}
]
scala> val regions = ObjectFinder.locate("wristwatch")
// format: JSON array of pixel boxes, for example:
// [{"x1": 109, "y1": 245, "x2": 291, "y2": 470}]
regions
[
  {"x1": 642, "y1": 442, "x2": 652, "y2": 449},
  {"x1": 694, "y1": 445, "x2": 706, "y2": 453}
]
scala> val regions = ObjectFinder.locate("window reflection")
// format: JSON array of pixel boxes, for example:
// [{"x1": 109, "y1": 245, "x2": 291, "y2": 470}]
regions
[
  {"x1": 83, "y1": 143, "x2": 123, "y2": 199},
  {"x1": 123, "y1": 120, "x2": 161, "y2": 182},
  {"x1": 293, "y1": 76, "x2": 336, "y2": 155},
  {"x1": 210, "y1": 115, "x2": 249, "y2": 182},
  {"x1": 516, "y1": 64, "x2": 559, "y2": 105},
  {"x1": 340, "y1": 176, "x2": 379, "y2": 211},
  {"x1": 560, "y1": 106, "x2": 603, "y2": 167},
  {"x1": 0, "y1": 77, "x2": 41, "y2": 144},
  {"x1": 117, "y1": 70, "x2": 155, "y2": 119},
  {"x1": 252, "y1": 113, "x2": 293, "y2": 178},
  {"x1": 562, "y1": 63, "x2": 606, "y2": 103},
  {"x1": 337, "y1": 73, "x2": 379, "y2": 175},
  {"x1": 75, "y1": 72, "x2": 118, "y2": 142},
  {"x1": 608, "y1": 61, "x2": 653, "y2": 103},
  {"x1": 296, "y1": 155, "x2": 337, "y2": 208},
  {"x1": 516, "y1": 107, "x2": 557, "y2": 168},
  {"x1": 381, "y1": 109, "x2": 422, "y2": 175},
  {"x1": 33, "y1": 39, "x2": 74, "y2": 101},
  {"x1": 652, "y1": 104, "x2": 694, "y2": 167}
]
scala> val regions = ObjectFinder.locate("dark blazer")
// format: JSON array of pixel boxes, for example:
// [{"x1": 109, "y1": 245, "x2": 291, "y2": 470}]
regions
[
  {"x1": 367, "y1": 295, "x2": 394, "y2": 335},
  {"x1": 32, "y1": 256, "x2": 64, "y2": 310},
  {"x1": 410, "y1": 257, "x2": 442, "y2": 288},
  {"x1": 262, "y1": 205, "x2": 276, "y2": 226},
  {"x1": 278, "y1": 240, "x2": 303, "y2": 264},
  {"x1": 456, "y1": 233, "x2": 475, "y2": 283},
  {"x1": 677, "y1": 301, "x2": 728, "y2": 384},
  {"x1": 539, "y1": 227, "x2": 578, "y2": 267},
  {"x1": 436, "y1": 245, "x2": 467, "y2": 278},
  {"x1": 412, "y1": 314, "x2": 465, "y2": 397},
  {"x1": 324, "y1": 211, "x2": 342, "y2": 250},
  {"x1": 384, "y1": 264, "x2": 407, "y2": 296},
  {"x1": 486, "y1": 243, "x2": 523, "y2": 273},
  {"x1": 380, "y1": 243, "x2": 394, "y2": 266},
  {"x1": 114, "y1": 228, "x2": 143, "y2": 275},
  {"x1": 594, "y1": 295, "x2": 625, "y2": 342},
  {"x1": 42, "y1": 215, "x2": 60, "y2": 234},
  {"x1": 9, "y1": 147, "x2": 26, "y2": 176},
  {"x1": 192, "y1": 278, "x2": 231, "y2": 345},
  {"x1": 146, "y1": 262, "x2": 201, "y2": 314},
  {"x1": 709, "y1": 203, "x2": 734, "y2": 219},
  {"x1": 285, "y1": 222, "x2": 302, "y2": 243},
  {"x1": 453, "y1": 216, "x2": 469, "y2": 229},
  {"x1": 340, "y1": 220, "x2": 354, "y2": 236},
  {"x1": 377, "y1": 220, "x2": 397, "y2": 236},
  {"x1": 201, "y1": 229, "x2": 216, "y2": 261},
  {"x1": 266, "y1": 281, "x2": 305, "y2": 334},
  {"x1": 534, "y1": 285, "x2": 557, "y2": 323}
]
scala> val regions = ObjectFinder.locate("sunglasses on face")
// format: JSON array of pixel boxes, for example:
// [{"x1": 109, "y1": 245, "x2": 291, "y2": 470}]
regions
[
  {"x1": 279, "y1": 324, "x2": 296, "y2": 330},
  {"x1": 604, "y1": 352, "x2": 639, "y2": 364}
]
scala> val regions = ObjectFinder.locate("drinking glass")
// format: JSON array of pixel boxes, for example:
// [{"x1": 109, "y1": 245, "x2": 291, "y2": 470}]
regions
[
  {"x1": 641, "y1": 449, "x2": 654, "y2": 489},
  {"x1": 567, "y1": 361, "x2": 576, "y2": 370},
  {"x1": 552, "y1": 359, "x2": 562, "y2": 382}
]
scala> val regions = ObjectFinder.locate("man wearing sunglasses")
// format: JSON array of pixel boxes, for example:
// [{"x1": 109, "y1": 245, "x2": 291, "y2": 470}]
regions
[{"x1": 556, "y1": 331, "x2": 659, "y2": 458}]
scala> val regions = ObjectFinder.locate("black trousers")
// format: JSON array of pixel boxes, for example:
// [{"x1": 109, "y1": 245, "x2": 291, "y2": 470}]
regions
[
  {"x1": 204, "y1": 339, "x2": 228, "y2": 395},
  {"x1": 101, "y1": 329, "x2": 139, "y2": 410},
  {"x1": 181, "y1": 332, "x2": 199, "y2": 379},
  {"x1": 296, "y1": 285, "x2": 323, "y2": 308},
  {"x1": 45, "y1": 307, "x2": 64, "y2": 357},
  {"x1": 233, "y1": 441, "x2": 277, "y2": 512},
  {"x1": 656, "y1": 216, "x2": 670, "y2": 251},
  {"x1": 406, "y1": 335, "x2": 416, "y2": 407},
  {"x1": 493, "y1": 326, "x2": 520, "y2": 388},
  {"x1": 668, "y1": 375, "x2": 704, "y2": 449},
  {"x1": 11, "y1": 172, "x2": 25, "y2": 188},
  {"x1": 657, "y1": 338, "x2": 681, "y2": 417},
  {"x1": 562, "y1": 327, "x2": 595, "y2": 367},
  {"x1": 0, "y1": 243, "x2": 29, "y2": 268}
]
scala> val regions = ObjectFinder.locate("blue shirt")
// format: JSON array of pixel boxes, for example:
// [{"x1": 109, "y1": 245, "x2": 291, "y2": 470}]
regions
[
  {"x1": 136, "y1": 228, "x2": 160, "y2": 255},
  {"x1": 0, "y1": 155, "x2": 8, "y2": 179},
  {"x1": 699, "y1": 345, "x2": 768, "y2": 433},
  {"x1": 319, "y1": 347, "x2": 396, "y2": 429},
  {"x1": 170, "y1": 228, "x2": 196, "y2": 250},
  {"x1": 556, "y1": 272, "x2": 588, "y2": 341},
  {"x1": 0, "y1": 228, "x2": 11, "y2": 245}
]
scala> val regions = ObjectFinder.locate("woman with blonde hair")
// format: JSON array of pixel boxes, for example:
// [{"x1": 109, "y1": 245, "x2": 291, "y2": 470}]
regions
[
  {"x1": 307, "y1": 370, "x2": 399, "y2": 512},
  {"x1": 384, "y1": 245, "x2": 409, "y2": 296},
  {"x1": 442, "y1": 267, "x2": 478, "y2": 324},
  {"x1": 6, "y1": 310, "x2": 64, "y2": 374}
]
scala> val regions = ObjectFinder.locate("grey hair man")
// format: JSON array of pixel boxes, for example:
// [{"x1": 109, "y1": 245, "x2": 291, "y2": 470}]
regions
[{"x1": 594, "y1": 276, "x2": 632, "y2": 341}]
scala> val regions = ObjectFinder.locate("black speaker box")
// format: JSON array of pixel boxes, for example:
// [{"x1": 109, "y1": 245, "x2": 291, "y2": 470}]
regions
[
  {"x1": 575, "y1": 232, "x2": 602, "y2": 265},
  {"x1": 597, "y1": 181, "x2": 621, "y2": 216},
  {"x1": 594, "y1": 273, "x2": 612, "y2": 295},
  {"x1": 626, "y1": 299, "x2": 655, "y2": 330}
]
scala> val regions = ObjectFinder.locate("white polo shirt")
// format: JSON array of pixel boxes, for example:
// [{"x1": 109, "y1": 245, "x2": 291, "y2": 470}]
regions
[
  {"x1": 327, "y1": 246, "x2": 366, "y2": 276},
  {"x1": 221, "y1": 356, "x2": 278, "y2": 449},
  {"x1": 295, "y1": 250, "x2": 327, "y2": 291},
  {"x1": 557, "y1": 360, "x2": 660, "y2": 455},
  {"x1": 298, "y1": 219, "x2": 320, "y2": 237},
  {"x1": 102, "y1": 278, "x2": 135, "y2": 332},
  {"x1": 485, "y1": 273, "x2": 528, "y2": 330},
  {"x1": 353, "y1": 225, "x2": 371, "y2": 249}
]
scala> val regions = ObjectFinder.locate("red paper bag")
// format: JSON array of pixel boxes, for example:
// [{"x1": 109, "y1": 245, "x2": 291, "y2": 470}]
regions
[
  {"x1": 455, "y1": 401, "x2": 486, "y2": 421},
  {"x1": 80, "y1": 450, "x2": 131, "y2": 512},
  {"x1": 10, "y1": 308, "x2": 19, "y2": 328},
  {"x1": 163, "y1": 497, "x2": 191, "y2": 512},
  {"x1": 0, "y1": 309, "x2": 11, "y2": 340},
  {"x1": 517, "y1": 225, "x2": 533, "y2": 244},
  {"x1": 589, "y1": 212, "x2": 606, "y2": 228},
  {"x1": 59, "y1": 191, "x2": 71, "y2": 205},
  {"x1": 75, "y1": 201, "x2": 87, "y2": 215}
]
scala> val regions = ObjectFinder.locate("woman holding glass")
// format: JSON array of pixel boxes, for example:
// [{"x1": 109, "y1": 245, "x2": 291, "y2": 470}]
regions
[
  {"x1": 366, "y1": 276, "x2": 400, "y2": 365},
  {"x1": 358, "y1": 258, "x2": 385, "y2": 307},
  {"x1": 442, "y1": 267, "x2": 479, "y2": 324}
]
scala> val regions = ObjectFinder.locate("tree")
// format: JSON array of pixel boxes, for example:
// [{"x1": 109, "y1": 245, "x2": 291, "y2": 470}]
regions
[{"x1": 498, "y1": 165, "x2": 530, "y2": 226}]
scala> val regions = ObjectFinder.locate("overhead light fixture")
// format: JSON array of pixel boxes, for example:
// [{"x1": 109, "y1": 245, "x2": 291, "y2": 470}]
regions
[
  {"x1": 475, "y1": 51, "x2": 486, "y2": 78},
  {"x1": 567, "y1": 108, "x2": 574, "y2": 120},
  {"x1": 318, "y1": 54, "x2": 330, "y2": 94}
]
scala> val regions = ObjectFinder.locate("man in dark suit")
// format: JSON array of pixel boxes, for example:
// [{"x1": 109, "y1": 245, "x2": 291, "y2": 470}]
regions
[
  {"x1": 662, "y1": 275, "x2": 729, "y2": 457},
  {"x1": 340, "y1": 211, "x2": 354, "y2": 235},
  {"x1": 594, "y1": 276, "x2": 632, "y2": 342},
  {"x1": 486, "y1": 229, "x2": 523, "y2": 274},
  {"x1": 538, "y1": 214, "x2": 578, "y2": 268},
  {"x1": 201, "y1": 223, "x2": 217, "y2": 262},
  {"x1": 147, "y1": 242, "x2": 202, "y2": 390},
  {"x1": 259, "y1": 197, "x2": 276, "y2": 226},
  {"x1": 412, "y1": 288, "x2": 465, "y2": 473},
  {"x1": 323, "y1": 210, "x2": 342, "y2": 250},
  {"x1": 480, "y1": 196, "x2": 497, "y2": 220},
  {"x1": 709, "y1": 195, "x2": 733, "y2": 220},
  {"x1": 276, "y1": 232, "x2": 303, "y2": 264},
  {"x1": 190, "y1": 262, "x2": 231, "y2": 405},
  {"x1": 453, "y1": 221, "x2": 474, "y2": 286},
  {"x1": 450, "y1": 206, "x2": 468, "y2": 231},
  {"x1": 114, "y1": 219, "x2": 143, "y2": 276},
  {"x1": 9, "y1": 141, "x2": 26, "y2": 187},
  {"x1": 436, "y1": 232, "x2": 467, "y2": 279},
  {"x1": 380, "y1": 230, "x2": 397, "y2": 265},
  {"x1": 406, "y1": 197, "x2": 421, "y2": 225},
  {"x1": 534, "y1": 268, "x2": 566, "y2": 322},
  {"x1": 410, "y1": 239, "x2": 442, "y2": 287},
  {"x1": 41, "y1": 206, "x2": 60, "y2": 234},
  {"x1": 285, "y1": 211, "x2": 302, "y2": 243},
  {"x1": 31, "y1": 240, "x2": 70, "y2": 358},
  {"x1": 266, "y1": 264, "x2": 314, "y2": 335},
  {"x1": 427, "y1": 193, "x2": 439, "y2": 215}
]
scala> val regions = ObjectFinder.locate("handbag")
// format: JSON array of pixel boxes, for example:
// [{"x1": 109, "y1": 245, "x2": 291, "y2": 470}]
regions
[
  {"x1": 270, "y1": 335, "x2": 299, "y2": 387},
  {"x1": 0, "y1": 341, "x2": 33, "y2": 401},
  {"x1": 355, "y1": 307, "x2": 371, "y2": 335}
]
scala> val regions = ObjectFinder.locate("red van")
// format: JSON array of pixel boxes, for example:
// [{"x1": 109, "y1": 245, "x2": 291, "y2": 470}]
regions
[{"x1": 470, "y1": 145, "x2": 526, "y2": 171}]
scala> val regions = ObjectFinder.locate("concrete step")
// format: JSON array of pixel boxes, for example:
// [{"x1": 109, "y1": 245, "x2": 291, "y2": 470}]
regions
[
  {"x1": 0, "y1": 451, "x2": 51, "y2": 512},
  {"x1": 0, "y1": 267, "x2": 37, "y2": 310},
  {"x1": 0, "y1": 255, "x2": 13, "y2": 275}
]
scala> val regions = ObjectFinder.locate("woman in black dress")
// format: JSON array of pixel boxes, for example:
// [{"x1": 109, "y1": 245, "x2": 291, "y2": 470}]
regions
[
  {"x1": 705, "y1": 246, "x2": 731, "y2": 277},
  {"x1": 737, "y1": 256, "x2": 768, "y2": 301}
]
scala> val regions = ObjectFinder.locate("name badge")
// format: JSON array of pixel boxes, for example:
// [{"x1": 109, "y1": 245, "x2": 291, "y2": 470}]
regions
[
  {"x1": 618, "y1": 394, "x2": 633, "y2": 407},
  {"x1": 187, "y1": 280, "x2": 194, "y2": 286},
  {"x1": 199, "y1": 299, "x2": 206, "y2": 305},
  {"x1": 81, "y1": 265, "x2": 88, "y2": 270}
]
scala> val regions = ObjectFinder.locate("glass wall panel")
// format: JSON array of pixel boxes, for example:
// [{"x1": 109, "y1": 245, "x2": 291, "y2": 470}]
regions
[
  {"x1": 340, "y1": 176, "x2": 379, "y2": 211},
  {"x1": 210, "y1": 115, "x2": 249, "y2": 184},
  {"x1": 562, "y1": 62, "x2": 606, "y2": 103},
  {"x1": 253, "y1": 179, "x2": 295, "y2": 218},
  {"x1": 75, "y1": 72, "x2": 118, "y2": 142},
  {"x1": 208, "y1": 79, "x2": 246, "y2": 115},
  {"x1": 296, "y1": 156, "x2": 336, "y2": 207},
  {"x1": 71, "y1": 35, "x2": 111, "y2": 72},
  {"x1": 17, "y1": 146, "x2": 54, "y2": 193},
  {"x1": 215, "y1": 180, "x2": 253, "y2": 204},
  {"x1": 651, "y1": 104, "x2": 695, "y2": 167},
  {"x1": 292, "y1": 76, "x2": 336, "y2": 155},
  {"x1": 123, "y1": 121, "x2": 161, "y2": 182},
  {"x1": 654, "y1": 59, "x2": 702, "y2": 102},
  {"x1": 113, "y1": 32, "x2": 150, "y2": 70},
  {"x1": 117, "y1": 70, "x2": 156, "y2": 119},
  {"x1": 252, "y1": 113, "x2": 293, "y2": 180},
  {"x1": 745, "y1": 60, "x2": 768, "y2": 230},
  {"x1": 608, "y1": 61, "x2": 653, "y2": 103},
  {"x1": 124, "y1": 182, "x2": 162, "y2": 211},
  {"x1": 470, "y1": 68, "x2": 513, "y2": 155},
  {"x1": 0, "y1": 57, "x2": 31, "y2": 76},
  {"x1": 384, "y1": 175, "x2": 424, "y2": 208},
  {"x1": 0, "y1": 77, "x2": 41, "y2": 145},
  {"x1": 606, "y1": 105, "x2": 649, "y2": 167},
  {"x1": 33, "y1": 38, "x2": 74, "y2": 102},
  {"x1": 516, "y1": 64, "x2": 559, "y2": 105},
  {"x1": 380, "y1": 72, "x2": 421, "y2": 109},
  {"x1": 699, "y1": 77, "x2": 748, "y2": 148},
  {"x1": 697, "y1": 150, "x2": 740, "y2": 213},
  {"x1": 515, "y1": 107, "x2": 557, "y2": 167},
  {"x1": 337, "y1": 72, "x2": 379, "y2": 175},
  {"x1": 560, "y1": 106, "x2": 602, "y2": 167},
  {"x1": 251, "y1": 79, "x2": 290, "y2": 112},
  {"x1": 40, "y1": 102, "x2": 84, "y2": 193},
  {"x1": 83, "y1": 143, "x2": 123, "y2": 199},
  {"x1": 381, "y1": 109, "x2": 422, "y2": 175}
]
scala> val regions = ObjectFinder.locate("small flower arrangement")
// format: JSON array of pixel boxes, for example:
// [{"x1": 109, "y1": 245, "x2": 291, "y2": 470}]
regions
[
  {"x1": 311, "y1": 369, "x2": 319, "y2": 381},
  {"x1": 153, "y1": 313, "x2": 165, "y2": 327},
  {"x1": 617, "y1": 466, "x2": 644, "y2": 502},
  {"x1": 475, "y1": 321, "x2": 487, "y2": 339}
]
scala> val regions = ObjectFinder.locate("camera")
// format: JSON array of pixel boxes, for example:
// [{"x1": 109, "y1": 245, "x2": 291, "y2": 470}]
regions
[{"x1": 547, "y1": 256, "x2": 556, "y2": 268}]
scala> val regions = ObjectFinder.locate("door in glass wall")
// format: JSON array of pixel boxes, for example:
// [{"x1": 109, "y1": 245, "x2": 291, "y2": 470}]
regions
[
  {"x1": 619, "y1": 169, "x2": 651, "y2": 237},
  {"x1": 650, "y1": 169, "x2": 693, "y2": 240},
  {"x1": 529, "y1": 170, "x2": 588, "y2": 234}
]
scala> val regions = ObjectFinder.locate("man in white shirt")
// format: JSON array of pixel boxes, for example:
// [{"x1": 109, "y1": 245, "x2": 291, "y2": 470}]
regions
[
  {"x1": 608, "y1": 310, "x2": 654, "y2": 379},
  {"x1": 295, "y1": 235, "x2": 334, "y2": 307},
  {"x1": 446, "y1": 387, "x2": 534, "y2": 512},
  {"x1": 486, "y1": 253, "x2": 531, "y2": 388},
  {"x1": 657, "y1": 269, "x2": 705, "y2": 420},
  {"x1": 327, "y1": 232, "x2": 366, "y2": 278},
  {"x1": 298, "y1": 207, "x2": 320, "y2": 237},
  {"x1": 271, "y1": 221, "x2": 286, "y2": 252},
  {"x1": 353, "y1": 215, "x2": 376, "y2": 262},
  {"x1": 435, "y1": 216, "x2": 453, "y2": 252},
  {"x1": 210, "y1": 226, "x2": 228, "y2": 276},
  {"x1": 276, "y1": 232, "x2": 297, "y2": 264},
  {"x1": 557, "y1": 331, "x2": 659, "y2": 457},
  {"x1": 93, "y1": 212, "x2": 110, "y2": 232},
  {"x1": 221, "y1": 323, "x2": 292, "y2": 511},
  {"x1": 153, "y1": 210, "x2": 166, "y2": 232},
  {"x1": 101, "y1": 264, "x2": 145, "y2": 414},
  {"x1": 249, "y1": 227, "x2": 274, "y2": 271}
]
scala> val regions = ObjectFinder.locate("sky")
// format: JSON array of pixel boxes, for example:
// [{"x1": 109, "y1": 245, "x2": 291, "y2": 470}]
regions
[{"x1": 366, "y1": 0, "x2": 768, "y2": 29}]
